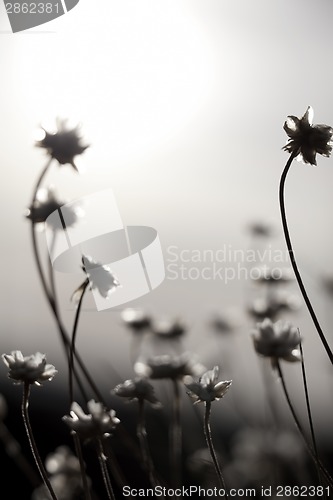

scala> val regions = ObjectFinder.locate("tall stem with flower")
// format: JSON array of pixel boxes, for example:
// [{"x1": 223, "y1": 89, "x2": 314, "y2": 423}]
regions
[
  {"x1": 63, "y1": 400, "x2": 120, "y2": 500},
  {"x1": 185, "y1": 366, "x2": 231, "y2": 498},
  {"x1": 251, "y1": 319, "x2": 333, "y2": 488},
  {"x1": 280, "y1": 107, "x2": 333, "y2": 365},
  {"x1": 2, "y1": 351, "x2": 58, "y2": 500}
]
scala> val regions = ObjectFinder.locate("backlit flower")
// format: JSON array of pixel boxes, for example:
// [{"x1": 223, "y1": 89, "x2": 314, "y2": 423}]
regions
[
  {"x1": 121, "y1": 308, "x2": 151, "y2": 331},
  {"x1": 113, "y1": 378, "x2": 161, "y2": 407},
  {"x1": 251, "y1": 318, "x2": 301, "y2": 365},
  {"x1": 25, "y1": 188, "x2": 79, "y2": 229},
  {"x1": 151, "y1": 317, "x2": 187, "y2": 339},
  {"x1": 134, "y1": 352, "x2": 206, "y2": 381},
  {"x1": 62, "y1": 400, "x2": 119, "y2": 442},
  {"x1": 185, "y1": 366, "x2": 232, "y2": 404},
  {"x1": 283, "y1": 106, "x2": 333, "y2": 166},
  {"x1": 80, "y1": 255, "x2": 120, "y2": 299},
  {"x1": 36, "y1": 118, "x2": 89, "y2": 170},
  {"x1": 2, "y1": 351, "x2": 57, "y2": 386}
]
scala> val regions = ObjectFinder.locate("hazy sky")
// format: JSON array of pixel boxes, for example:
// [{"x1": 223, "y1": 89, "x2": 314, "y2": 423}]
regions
[{"x1": 1, "y1": 0, "x2": 333, "y2": 428}]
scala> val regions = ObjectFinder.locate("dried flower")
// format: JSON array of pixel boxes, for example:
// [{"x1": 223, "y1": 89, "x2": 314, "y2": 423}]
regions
[
  {"x1": 283, "y1": 106, "x2": 333, "y2": 166},
  {"x1": 62, "y1": 400, "x2": 120, "y2": 442},
  {"x1": 254, "y1": 266, "x2": 293, "y2": 285},
  {"x1": 113, "y1": 378, "x2": 161, "y2": 407},
  {"x1": 134, "y1": 352, "x2": 206, "y2": 381},
  {"x1": 185, "y1": 366, "x2": 232, "y2": 404},
  {"x1": 25, "y1": 188, "x2": 79, "y2": 229},
  {"x1": 151, "y1": 317, "x2": 187, "y2": 339},
  {"x1": 2, "y1": 351, "x2": 57, "y2": 386},
  {"x1": 121, "y1": 308, "x2": 151, "y2": 331},
  {"x1": 247, "y1": 222, "x2": 273, "y2": 238},
  {"x1": 251, "y1": 318, "x2": 301, "y2": 365},
  {"x1": 36, "y1": 118, "x2": 88, "y2": 170},
  {"x1": 73, "y1": 255, "x2": 120, "y2": 301}
]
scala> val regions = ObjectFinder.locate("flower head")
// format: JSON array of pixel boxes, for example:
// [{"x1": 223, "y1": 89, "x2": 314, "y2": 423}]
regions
[
  {"x1": 62, "y1": 400, "x2": 120, "y2": 442},
  {"x1": 25, "y1": 188, "x2": 79, "y2": 229},
  {"x1": 121, "y1": 308, "x2": 151, "y2": 332},
  {"x1": 151, "y1": 317, "x2": 187, "y2": 339},
  {"x1": 283, "y1": 106, "x2": 333, "y2": 165},
  {"x1": 36, "y1": 118, "x2": 89, "y2": 170},
  {"x1": 113, "y1": 378, "x2": 161, "y2": 407},
  {"x1": 185, "y1": 366, "x2": 232, "y2": 404},
  {"x1": 134, "y1": 352, "x2": 206, "y2": 381},
  {"x1": 251, "y1": 318, "x2": 301, "y2": 365},
  {"x1": 73, "y1": 255, "x2": 121, "y2": 300},
  {"x1": 2, "y1": 351, "x2": 57, "y2": 386}
]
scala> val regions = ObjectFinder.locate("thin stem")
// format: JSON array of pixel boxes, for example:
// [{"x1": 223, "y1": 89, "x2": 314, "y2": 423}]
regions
[
  {"x1": 73, "y1": 433, "x2": 92, "y2": 500},
  {"x1": 69, "y1": 280, "x2": 89, "y2": 404},
  {"x1": 276, "y1": 361, "x2": 333, "y2": 488},
  {"x1": 21, "y1": 383, "x2": 58, "y2": 500},
  {"x1": 203, "y1": 401, "x2": 228, "y2": 498},
  {"x1": 279, "y1": 154, "x2": 333, "y2": 365},
  {"x1": 96, "y1": 437, "x2": 116, "y2": 500},
  {"x1": 137, "y1": 399, "x2": 159, "y2": 487},
  {"x1": 171, "y1": 379, "x2": 182, "y2": 488},
  {"x1": 299, "y1": 333, "x2": 323, "y2": 490}
]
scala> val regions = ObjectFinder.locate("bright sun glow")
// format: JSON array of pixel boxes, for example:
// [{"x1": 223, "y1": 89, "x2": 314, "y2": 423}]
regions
[{"x1": 17, "y1": 1, "x2": 215, "y2": 164}]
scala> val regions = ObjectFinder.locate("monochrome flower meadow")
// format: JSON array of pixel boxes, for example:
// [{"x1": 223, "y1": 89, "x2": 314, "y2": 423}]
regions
[{"x1": 2, "y1": 109, "x2": 333, "y2": 499}]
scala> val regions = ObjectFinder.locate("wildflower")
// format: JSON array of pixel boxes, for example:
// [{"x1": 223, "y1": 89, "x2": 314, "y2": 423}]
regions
[
  {"x1": 2, "y1": 351, "x2": 57, "y2": 386},
  {"x1": 62, "y1": 400, "x2": 120, "y2": 442},
  {"x1": 185, "y1": 366, "x2": 232, "y2": 404},
  {"x1": 36, "y1": 118, "x2": 88, "y2": 170},
  {"x1": 210, "y1": 313, "x2": 235, "y2": 335},
  {"x1": 255, "y1": 266, "x2": 293, "y2": 284},
  {"x1": 251, "y1": 318, "x2": 301, "y2": 364},
  {"x1": 247, "y1": 221, "x2": 272, "y2": 238},
  {"x1": 72, "y1": 255, "x2": 120, "y2": 302},
  {"x1": 113, "y1": 378, "x2": 161, "y2": 407},
  {"x1": 121, "y1": 308, "x2": 151, "y2": 331},
  {"x1": 25, "y1": 188, "x2": 79, "y2": 229},
  {"x1": 151, "y1": 317, "x2": 187, "y2": 339},
  {"x1": 247, "y1": 293, "x2": 299, "y2": 321},
  {"x1": 134, "y1": 352, "x2": 206, "y2": 381},
  {"x1": 283, "y1": 106, "x2": 333, "y2": 165}
]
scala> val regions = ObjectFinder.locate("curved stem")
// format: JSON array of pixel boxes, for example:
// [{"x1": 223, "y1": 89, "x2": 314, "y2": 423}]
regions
[
  {"x1": 276, "y1": 361, "x2": 333, "y2": 488},
  {"x1": 96, "y1": 437, "x2": 115, "y2": 500},
  {"x1": 279, "y1": 154, "x2": 333, "y2": 365},
  {"x1": 203, "y1": 401, "x2": 228, "y2": 498},
  {"x1": 171, "y1": 379, "x2": 182, "y2": 488},
  {"x1": 73, "y1": 433, "x2": 92, "y2": 500},
  {"x1": 298, "y1": 331, "x2": 322, "y2": 488},
  {"x1": 69, "y1": 280, "x2": 89, "y2": 404},
  {"x1": 21, "y1": 383, "x2": 58, "y2": 500},
  {"x1": 137, "y1": 399, "x2": 159, "y2": 487}
]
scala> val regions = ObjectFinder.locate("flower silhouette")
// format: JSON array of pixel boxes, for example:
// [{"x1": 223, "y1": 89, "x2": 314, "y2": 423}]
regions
[
  {"x1": 36, "y1": 118, "x2": 89, "y2": 170},
  {"x1": 135, "y1": 352, "x2": 206, "y2": 381},
  {"x1": 113, "y1": 378, "x2": 161, "y2": 407},
  {"x1": 283, "y1": 106, "x2": 333, "y2": 165},
  {"x1": 62, "y1": 400, "x2": 120, "y2": 442},
  {"x1": 185, "y1": 366, "x2": 232, "y2": 404},
  {"x1": 80, "y1": 255, "x2": 121, "y2": 299},
  {"x1": 251, "y1": 318, "x2": 301, "y2": 365}
]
